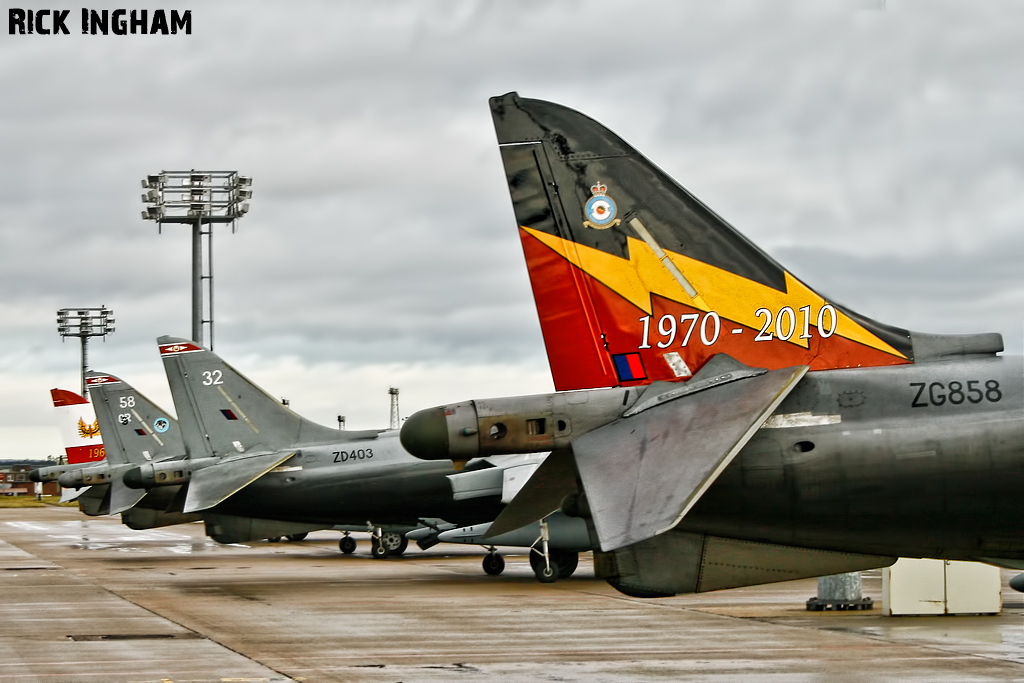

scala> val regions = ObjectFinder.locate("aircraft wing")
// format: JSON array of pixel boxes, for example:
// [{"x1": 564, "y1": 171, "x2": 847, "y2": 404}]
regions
[
  {"x1": 483, "y1": 449, "x2": 578, "y2": 539},
  {"x1": 59, "y1": 485, "x2": 89, "y2": 504},
  {"x1": 484, "y1": 359, "x2": 807, "y2": 551},
  {"x1": 182, "y1": 450, "x2": 297, "y2": 513},
  {"x1": 575, "y1": 364, "x2": 807, "y2": 551}
]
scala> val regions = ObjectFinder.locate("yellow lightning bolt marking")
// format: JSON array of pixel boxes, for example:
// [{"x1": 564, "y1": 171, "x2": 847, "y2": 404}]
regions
[{"x1": 523, "y1": 226, "x2": 905, "y2": 358}]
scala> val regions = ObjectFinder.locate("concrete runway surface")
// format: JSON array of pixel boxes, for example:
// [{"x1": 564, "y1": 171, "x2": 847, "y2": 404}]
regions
[{"x1": 2, "y1": 506, "x2": 1024, "y2": 682}]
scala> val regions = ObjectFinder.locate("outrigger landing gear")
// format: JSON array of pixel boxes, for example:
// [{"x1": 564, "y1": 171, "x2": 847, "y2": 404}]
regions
[
  {"x1": 530, "y1": 517, "x2": 557, "y2": 583},
  {"x1": 370, "y1": 526, "x2": 409, "y2": 559},
  {"x1": 338, "y1": 533, "x2": 356, "y2": 554},
  {"x1": 482, "y1": 546, "x2": 505, "y2": 575},
  {"x1": 529, "y1": 517, "x2": 580, "y2": 583}
]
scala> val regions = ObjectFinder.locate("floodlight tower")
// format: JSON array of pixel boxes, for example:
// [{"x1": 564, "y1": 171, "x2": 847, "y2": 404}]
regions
[
  {"x1": 389, "y1": 387, "x2": 400, "y2": 430},
  {"x1": 56, "y1": 307, "x2": 115, "y2": 398},
  {"x1": 140, "y1": 170, "x2": 251, "y2": 349}
]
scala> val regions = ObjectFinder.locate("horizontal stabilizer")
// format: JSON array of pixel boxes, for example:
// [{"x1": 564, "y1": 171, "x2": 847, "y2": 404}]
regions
[
  {"x1": 484, "y1": 448, "x2": 578, "y2": 539},
  {"x1": 59, "y1": 485, "x2": 89, "y2": 504},
  {"x1": 183, "y1": 450, "x2": 297, "y2": 513},
  {"x1": 108, "y1": 478, "x2": 147, "y2": 515},
  {"x1": 575, "y1": 363, "x2": 807, "y2": 551},
  {"x1": 75, "y1": 484, "x2": 110, "y2": 516}
]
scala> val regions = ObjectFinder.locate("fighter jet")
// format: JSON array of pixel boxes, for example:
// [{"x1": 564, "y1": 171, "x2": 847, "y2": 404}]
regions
[
  {"x1": 31, "y1": 385, "x2": 160, "y2": 510},
  {"x1": 31, "y1": 374, "x2": 204, "y2": 523},
  {"x1": 69, "y1": 371, "x2": 373, "y2": 547},
  {"x1": 46, "y1": 344, "x2": 570, "y2": 571},
  {"x1": 399, "y1": 92, "x2": 1023, "y2": 597},
  {"x1": 126, "y1": 336, "x2": 514, "y2": 557}
]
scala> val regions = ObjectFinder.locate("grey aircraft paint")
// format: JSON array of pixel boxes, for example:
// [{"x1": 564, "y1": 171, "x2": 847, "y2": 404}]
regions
[{"x1": 398, "y1": 94, "x2": 1024, "y2": 597}]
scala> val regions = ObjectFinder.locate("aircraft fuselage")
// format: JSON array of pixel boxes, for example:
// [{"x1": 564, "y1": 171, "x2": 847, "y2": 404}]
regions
[
  {"x1": 211, "y1": 431, "x2": 502, "y2": 528},
  {"x1": 684, "y1": 354, "x2": 1024, "y2": 561}
]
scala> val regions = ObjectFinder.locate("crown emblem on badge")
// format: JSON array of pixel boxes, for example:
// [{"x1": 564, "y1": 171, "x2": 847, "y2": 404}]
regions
[{"x1": 583, "y1": 181, "x2": 620, "y2": 229}]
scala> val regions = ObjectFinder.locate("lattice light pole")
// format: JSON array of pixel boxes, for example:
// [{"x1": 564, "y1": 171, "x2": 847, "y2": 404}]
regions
[
  {"x1": 57, "y1": 307, "x2": 115, "y2": 398},
  {"x1": 140, "y1": 170, "x2": 252, "y2": 349},
  {"x1": 389, "y1": 387, "x2": 400, "y2": 430}
]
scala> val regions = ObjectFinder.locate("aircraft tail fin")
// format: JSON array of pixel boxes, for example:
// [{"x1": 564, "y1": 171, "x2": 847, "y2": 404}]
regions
[
  {"x1": 51, "y1": 389, "x2": 105, "y2": 464},
  {"x1": 85, "y1": 371, "x2": 184, "y2": 467},
  {"x1": 157, "y1": 336, "x2": 347, "y2": 458},
  {"x1": 489, "y1": 92, "x2": 916, "y2": 391}
]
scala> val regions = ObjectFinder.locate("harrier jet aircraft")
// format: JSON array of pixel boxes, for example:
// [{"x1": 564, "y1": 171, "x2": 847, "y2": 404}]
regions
[
  {"x1": 134, "y1": 336, "x2": 520, "y2": 557},
  {"x1": 41, "y1": 343, "x2": 575, "y2": 573},
  {"x1": 33, "y1": 376, "x2": 204, "y2": 523},
  {"x1": 399, "y1": 92, "x2": 1023, "y2": 597},
  {"x1": 42, "y1": 374, "x2": 384, "y2": 546}
]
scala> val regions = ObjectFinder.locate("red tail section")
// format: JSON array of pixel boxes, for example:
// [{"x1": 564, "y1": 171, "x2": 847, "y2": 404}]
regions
[
  {"x1": 51, "y1": 388, "x2": 105, "y2": 464},
  {"x1": 491, "y1": 93, "x2": 913, "y2": 391}
]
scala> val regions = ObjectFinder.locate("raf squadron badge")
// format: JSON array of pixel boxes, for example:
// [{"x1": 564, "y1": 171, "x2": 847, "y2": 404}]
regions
[{"x1": 583, "y1": 181, "x2": 621, "y2": 229}]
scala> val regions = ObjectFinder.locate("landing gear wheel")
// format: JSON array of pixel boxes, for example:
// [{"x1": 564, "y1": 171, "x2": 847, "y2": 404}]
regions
[
  {"x1": 339, "y1": 535, "x2": 356, "y2": 554},
  {"x1": 392, "y1": 536, "x2": 409, "y2": 557},
  {"x1": 266, "y1": 536, "x2": 282, "y2": 543},
  {"x1": 286, "y1": 532, "x2": 308, "y2": 542},
  {"x1": 372, "y1": 532, "x2": 407, "y2": 559},
  {"x1": 551, "y1": 549, "x2": 579, "y2": 579},
  {"x1": 482, "y1": 553, "x2": 505, "y2": 576},
  {"x1": 370, "y1": 536, "x2": 389, "y2": 558},
  {"x1": 529, "y1": 550, "x2": 558, "y2": 583}
]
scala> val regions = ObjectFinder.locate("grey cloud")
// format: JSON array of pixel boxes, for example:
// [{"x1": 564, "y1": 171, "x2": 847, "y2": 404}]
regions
[{"x1": 2, "y1": 1, "x2": 1023, "y2": 443}]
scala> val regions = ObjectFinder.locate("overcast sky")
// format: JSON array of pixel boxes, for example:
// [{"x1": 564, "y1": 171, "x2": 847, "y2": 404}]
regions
[{"x1": 2, "y1": 1, "x2": 1022, "y2": 458}]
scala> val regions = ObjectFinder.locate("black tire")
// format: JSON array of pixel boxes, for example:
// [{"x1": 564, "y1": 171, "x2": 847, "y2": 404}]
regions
[
  {"x1": 529, "y1": 549, "x2": 545, "y2": 574},
  {"x1": 551, "y1": 549, "x2": 579, "y2": 579},
  {"x1": 482, "y1": 553, "x2": 505, "y2": 576},
  {"x1": 529, "y1": 550, "x2": 558, "y2": 583},
  {"x1": 286, "y1": 532, "x2": 308, "y2": 542},
  {"x1": 266, "y1": 536, "x2": 282, "y2": 543},
  {"x1": 338, "y1": 536, "x2": 356, "y2": 554},
  {"x1": 371, "y1": 536, "x2": 390, "y2": 559},
  {"x1": 373, "y1": 531, "x2": 406, "y2": 559}
]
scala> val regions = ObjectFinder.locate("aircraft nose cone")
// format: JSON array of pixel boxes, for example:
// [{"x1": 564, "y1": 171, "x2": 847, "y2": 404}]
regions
[
  {"x1": 1010, "y1": 573, "x2": 1024, "y2": 593},
  {"x1": 122, "y1": 466, "x2": 145, "y2": 489},
  {"x1": 400, "y1": 407, "x2": 450, "y2": 460},
  {"x1": 28, "y1": 469, "x2": 42, "y2": 483}
]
